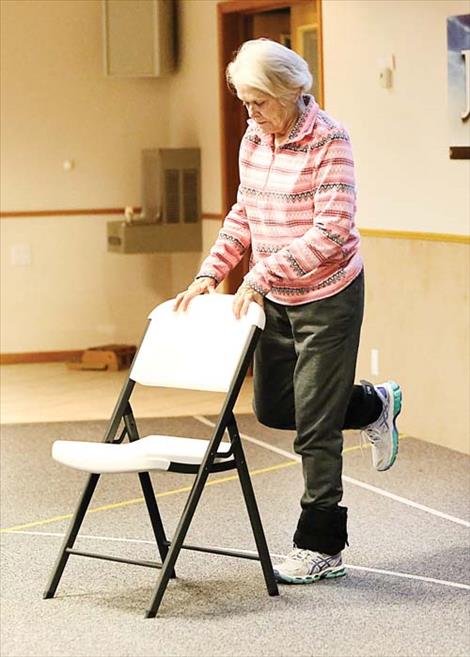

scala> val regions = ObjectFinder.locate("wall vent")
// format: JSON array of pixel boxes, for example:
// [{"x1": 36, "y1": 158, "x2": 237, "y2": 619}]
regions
[
  {"x1": 103, "y1": 0, "x2": 175, "y2": 78},
  {"x1": 107, "y1": 148, "x2": 202, "y2": 254},
  {"x1": 142, "y1": 148, "x2": 201, "y2": 225},
  {"x1": 163, "y1": 169, "x2": 179, "y2": 223}
]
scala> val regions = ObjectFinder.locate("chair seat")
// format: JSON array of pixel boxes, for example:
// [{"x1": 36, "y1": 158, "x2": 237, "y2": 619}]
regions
[{"x1": 52, "y1": 435, "x2": 233, "y2": 474}]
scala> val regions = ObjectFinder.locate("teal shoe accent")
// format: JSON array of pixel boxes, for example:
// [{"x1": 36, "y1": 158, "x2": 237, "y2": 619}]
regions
[
  {"x1": 324, "y1": 567, "x2": 346, "y2": 579},
  {"x1": 364, "y1": 380, "x2": 403, "y2": 471},
  {"x1": 388, "y1": 380, "x2": 402, "y2": 469}
]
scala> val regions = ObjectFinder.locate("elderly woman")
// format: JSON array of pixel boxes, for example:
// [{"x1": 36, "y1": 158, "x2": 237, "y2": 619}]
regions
[{"x1": 174, "y1": 39, "x2": 402, "y2": 584}]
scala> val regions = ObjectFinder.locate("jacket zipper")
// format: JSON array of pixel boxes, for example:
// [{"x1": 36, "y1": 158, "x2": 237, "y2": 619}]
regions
[{"x1": 263, "y1": 143, "x2": 276, "y2": 191}]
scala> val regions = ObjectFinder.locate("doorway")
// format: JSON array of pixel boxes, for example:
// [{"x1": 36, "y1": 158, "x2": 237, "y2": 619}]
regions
[{"x1": 217, "y1": 0, "x2": 323, "y2": 293}]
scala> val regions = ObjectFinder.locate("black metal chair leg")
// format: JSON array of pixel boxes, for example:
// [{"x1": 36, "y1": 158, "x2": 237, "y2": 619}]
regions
[
  {"x1": 124, "y1": 406, "x2": 175, "y2": 578},
  {"x1": 232, "y1": 439, "x2": 279, "y2": 597},
  {"x1": 138, "y1": 472, "x2": 175, "y2": 579},
  {"x1": 145, "y1": 468, "x2": 211, "y2": 618},
  {"x1": 43, "y1": 473, "x2": 100, "y2": 599},
  {"x1": 44, "y1": 380, "x2": 134, "y2": 600}
]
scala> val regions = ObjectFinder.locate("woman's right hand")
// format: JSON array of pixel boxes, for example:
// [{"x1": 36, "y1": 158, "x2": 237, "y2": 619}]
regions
[{"x1": 173, "y1": 277, "x2": 217, "y2": 312}]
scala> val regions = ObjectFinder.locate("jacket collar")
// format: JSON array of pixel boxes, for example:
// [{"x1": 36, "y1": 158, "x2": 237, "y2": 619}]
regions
[{"x1": 247, "y1": 94, "x2": 319, "y2": 146}]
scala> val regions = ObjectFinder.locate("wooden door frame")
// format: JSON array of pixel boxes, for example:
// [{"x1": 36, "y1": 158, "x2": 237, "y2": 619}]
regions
[{"x1": 217, "y1": 0, "x2": 323, "y2": 293}]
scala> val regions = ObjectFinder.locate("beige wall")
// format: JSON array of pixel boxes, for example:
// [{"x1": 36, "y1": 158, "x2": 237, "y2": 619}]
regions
[
  {"x1": 357, "y1": 236, "x2": 469, "y2": 454},
  {"x1": 1, "y1": 0, "x2": 469, "y2": 452},
  {"x1": 167, "y1": 0, "x2": 221, "y2": 214},
  {"x1": 0, "y1": 0, "x2": 172, "y2": 210},
  {"x1": 1, "y1": 0, "x2": 219, "y2": 354},
  {"x1": 0, "y1": 215, "x2": 202, "y2": 351},
  {"x1": 322, "y1": 0, "x2": 470, "y2": 235}
]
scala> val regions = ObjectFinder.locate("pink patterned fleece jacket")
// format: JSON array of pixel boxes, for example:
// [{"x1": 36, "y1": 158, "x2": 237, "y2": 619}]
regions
[{"x1": 197, "y1": 95, "x2": 364, "y2": 305}]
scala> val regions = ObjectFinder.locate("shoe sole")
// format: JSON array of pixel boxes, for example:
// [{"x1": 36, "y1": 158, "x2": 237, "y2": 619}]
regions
[
  {"x1": 378, "y1": 381, "x2": 402, "y2": 471},
  {"x1": 273, "y1": 566, "x2": 346, "y2": 585}
]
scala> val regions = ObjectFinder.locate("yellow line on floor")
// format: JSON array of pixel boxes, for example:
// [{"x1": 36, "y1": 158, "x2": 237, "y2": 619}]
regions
[
  {"x1": 0, "y1": 459, "x2": 298, "y2": 533},
  {"x1": 1, "y1": 435, "x2": 410, "y2": 534}
]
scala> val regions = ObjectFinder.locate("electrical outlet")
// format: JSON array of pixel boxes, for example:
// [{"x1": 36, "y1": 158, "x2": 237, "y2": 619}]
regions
[
  {"x1": 371, "y1": 349, "x2": 379, "y2": 377},
  {"x1": 10, "y1": 244, "x2": 32, "y2": 266}
]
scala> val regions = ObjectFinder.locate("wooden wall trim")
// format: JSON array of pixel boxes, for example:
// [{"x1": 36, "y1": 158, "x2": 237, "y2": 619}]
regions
[
  {"x1": 0, "y1": 207, "x2": 467, "y2": 242},
  {"x1": 201, "y1": 221, "x2": 470, "y2": 242},
  {"x1": 1, "y1": 350, "x2": 83, "y2": 365},
  {"x1": 359, "y1": 228, "x2": 470, "y2": 245},
  {"x1": 202, "y1": 213, "x2": 224, "y2": 220},
  {"x1": 0, "y1": 208, "x2": 224, "y2": 220},
  {"x1": 218, "y1": 0, "x2": 311, "y2": 14},
  {"x1": 3, "y1": 212, "x2": 465, "y2": 236},
  {"x1": 0, "y1": 208, "x2": 134, "y2": 219}
]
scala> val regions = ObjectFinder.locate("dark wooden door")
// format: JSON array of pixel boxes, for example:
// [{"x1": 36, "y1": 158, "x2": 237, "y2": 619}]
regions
[{"x1": 218, "y1": 0, "x2": 321, "y2": 293}]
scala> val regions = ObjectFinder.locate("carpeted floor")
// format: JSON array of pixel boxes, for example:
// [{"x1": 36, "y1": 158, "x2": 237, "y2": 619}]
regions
[{"x1": 1, "y1": 414, "x2": 469, "y2": 657}]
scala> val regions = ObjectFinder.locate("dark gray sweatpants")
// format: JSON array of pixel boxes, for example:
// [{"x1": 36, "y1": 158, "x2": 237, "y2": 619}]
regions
[{"x1": 253, "y1": 271, "x2": 365, "y2": 512}]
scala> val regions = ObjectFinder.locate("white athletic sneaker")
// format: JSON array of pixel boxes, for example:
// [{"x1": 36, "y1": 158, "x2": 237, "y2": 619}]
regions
[
  {"x1": 273, "y1": 548, "x2": 346, "y2": 584},
  {"x1": 361, "y1": 380, "x2": 402, "y2": 471}
]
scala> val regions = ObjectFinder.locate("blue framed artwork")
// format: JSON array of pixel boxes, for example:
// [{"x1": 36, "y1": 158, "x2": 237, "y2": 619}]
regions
[{"x1": 447, "y1": 14, "x2": 470, "y2": 158}]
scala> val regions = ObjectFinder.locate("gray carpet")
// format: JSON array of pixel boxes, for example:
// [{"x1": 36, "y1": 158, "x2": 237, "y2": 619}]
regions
[{"x1": 1, "y1": 414, "x2": 470, "y2": 657}]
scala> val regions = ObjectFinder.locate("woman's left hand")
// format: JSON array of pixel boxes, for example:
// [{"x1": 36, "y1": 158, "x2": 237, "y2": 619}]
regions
[{"x1": 233, "y1": 283, "x2": 264, "y2": 319}]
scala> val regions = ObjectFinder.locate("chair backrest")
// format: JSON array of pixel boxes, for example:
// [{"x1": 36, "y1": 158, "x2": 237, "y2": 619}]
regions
[{"x1": 130, "y1": 293, "x2": 265, "y2": 392}]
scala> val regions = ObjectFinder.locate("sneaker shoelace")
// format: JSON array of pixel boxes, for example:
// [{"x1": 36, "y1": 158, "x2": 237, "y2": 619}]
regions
[
  {"x1": 360, "y1": 389, "x2": 388, "y2": 448},
  {"x1": 289, "y1": 548, "x2": 315, "y2": 563},
  {"x1": 360, "y1": 425, "x2": 382, "y2": 447}
]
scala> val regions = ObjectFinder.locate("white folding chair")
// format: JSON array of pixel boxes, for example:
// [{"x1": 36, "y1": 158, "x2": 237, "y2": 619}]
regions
[{"x1": 43, "y1": 294, "x2": 279, "y2": 618}]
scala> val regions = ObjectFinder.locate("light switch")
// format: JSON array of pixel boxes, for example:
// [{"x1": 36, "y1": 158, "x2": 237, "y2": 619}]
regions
[
  {"x1": 379, "y1": 67, "x2": 393, "y2": 88},
  {"x1": 377, "y1": 55, "x2": 395, "y2": 89}
]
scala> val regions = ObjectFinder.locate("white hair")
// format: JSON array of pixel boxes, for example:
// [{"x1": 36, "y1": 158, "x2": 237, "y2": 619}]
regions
[{"x1": 226, "y1": 38, "x2": 313, "y2": 103}]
